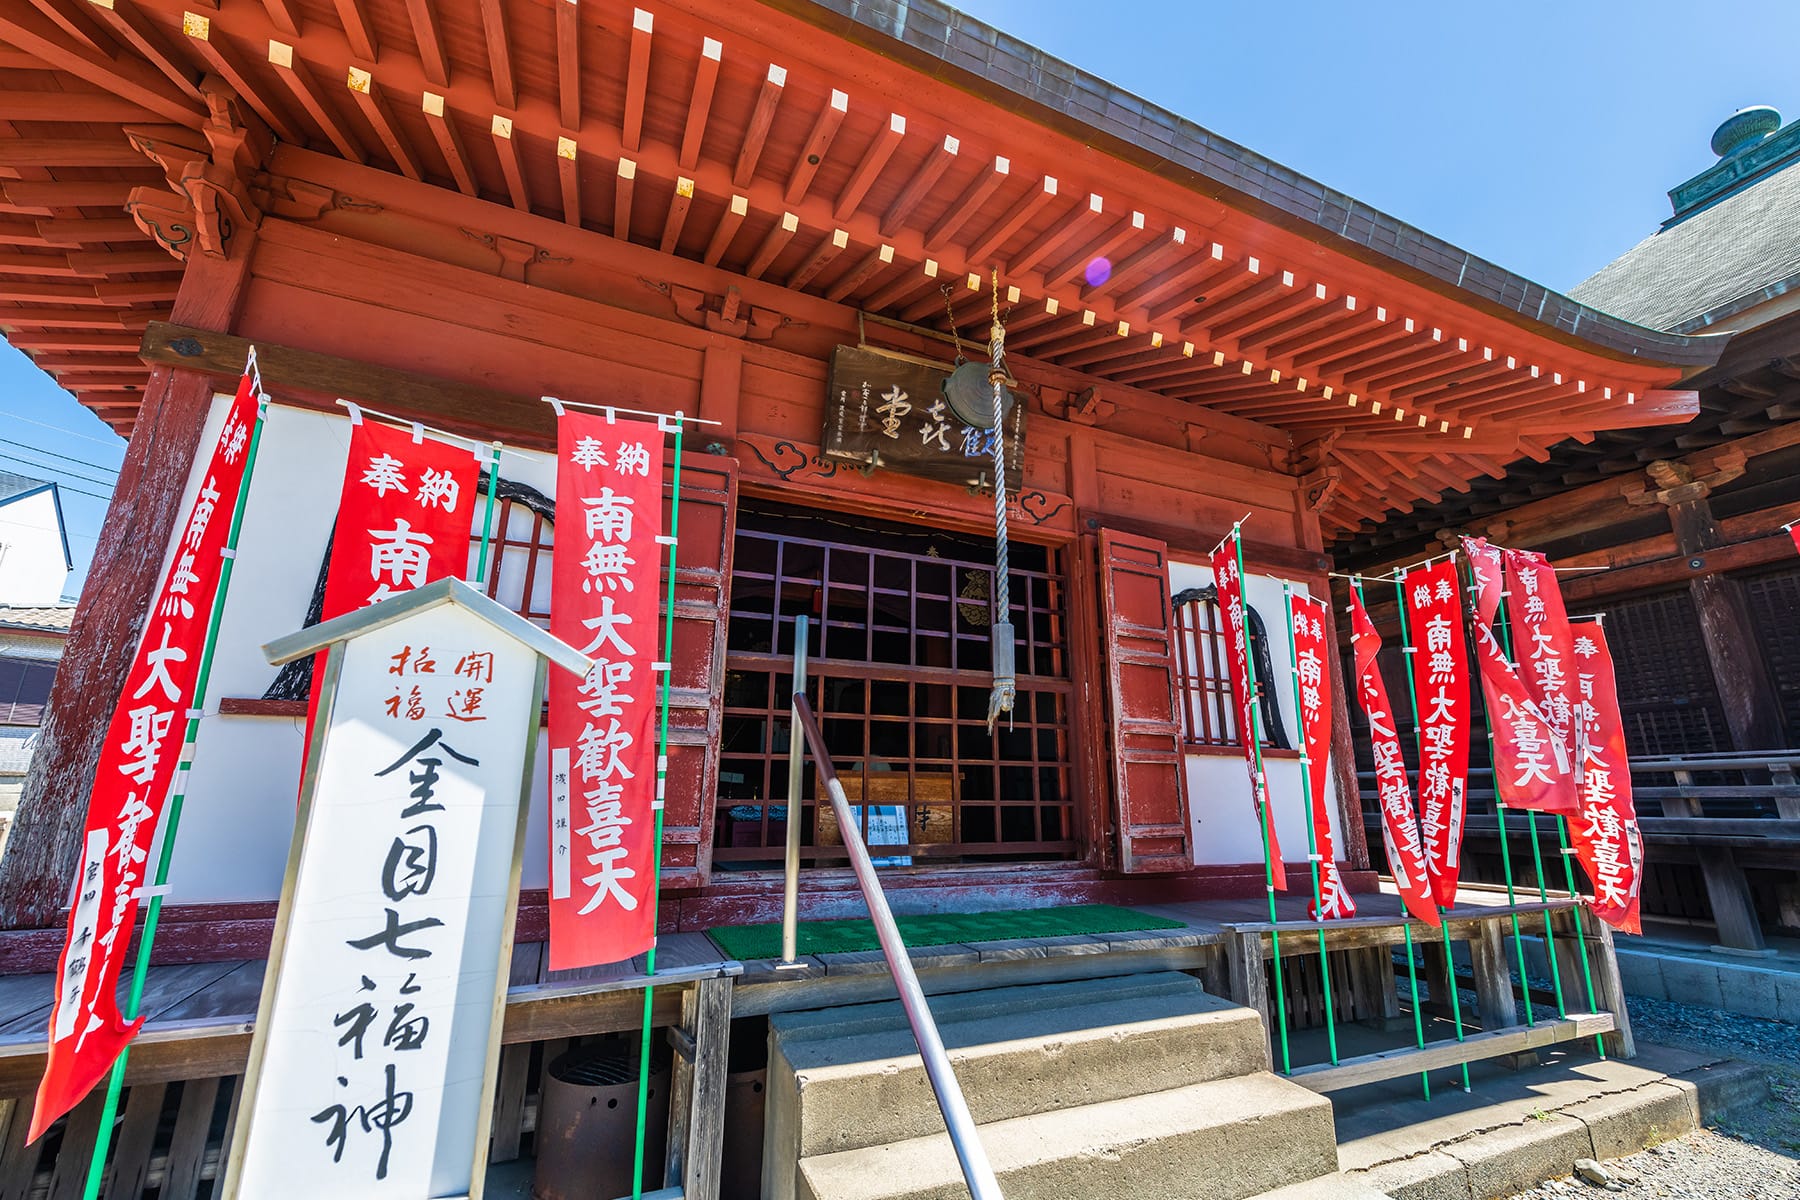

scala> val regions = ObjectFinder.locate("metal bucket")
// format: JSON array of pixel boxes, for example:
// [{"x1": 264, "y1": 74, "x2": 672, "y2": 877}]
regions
[{"x1": 533, "y1": 1041, "x2": 670, "y2": 1200}]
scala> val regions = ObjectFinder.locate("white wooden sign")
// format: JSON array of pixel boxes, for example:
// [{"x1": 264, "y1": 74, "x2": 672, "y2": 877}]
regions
[{"x1": 224, "y1": 579, "x2": 589, "y2": 1200}]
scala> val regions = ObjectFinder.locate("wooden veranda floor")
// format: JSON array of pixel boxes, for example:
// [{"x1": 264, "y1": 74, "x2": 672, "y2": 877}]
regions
[{"x1": 0, "y1": 886, "x2": 1595, "y2": 1087}]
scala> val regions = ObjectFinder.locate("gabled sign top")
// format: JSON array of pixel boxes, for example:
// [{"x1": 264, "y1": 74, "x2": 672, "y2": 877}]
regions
[{"x1": 262, "y1": 575, "x2": 593, "y2": 678}]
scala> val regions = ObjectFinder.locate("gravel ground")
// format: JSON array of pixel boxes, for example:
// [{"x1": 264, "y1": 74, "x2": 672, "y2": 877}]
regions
[{"x1": 1506, "y1": 991, "x2": 1800, "y2": 1198}]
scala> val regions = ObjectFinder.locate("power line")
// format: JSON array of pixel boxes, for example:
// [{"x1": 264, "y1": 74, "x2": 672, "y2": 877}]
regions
[
  {"x1": 0, "y1": 451, "x2": 114, "y2": 499},
  {"x1": 0, "y1": 410, "x2": 125, "y2": 450},
  {"x1": 0, "y1": 450, "x2": 115, "y2": 489},
  {"x1": 0, "y1": 436, "x2": 121, "y2": 479}
]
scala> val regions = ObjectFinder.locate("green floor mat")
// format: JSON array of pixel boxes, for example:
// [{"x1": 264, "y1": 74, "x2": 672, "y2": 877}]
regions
[{"x1": 706, "y1": 903, "x2": 1185, "y2": 960}]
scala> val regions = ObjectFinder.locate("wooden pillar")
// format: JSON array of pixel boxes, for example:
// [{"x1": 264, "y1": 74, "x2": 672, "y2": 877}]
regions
[
  {"x1": 0, "y1": 239, "x2": 261, "y2": 929},
  {"x1": 1066, "y1": 431, "x2": 1113, "y2": 871},
  {"x1": 1696, "y1": 845, "x2": 1767, "y2": 952},
  {"x1": 664, "y1": 975, "x2": 733, "y2": 1200},
  {"x1": 1469, "y1": 919, "x2": 1520, "y2": 1030},
  {"x1": 697, "y1": 338, "x2": 743, "y2": 444},
  {"x1": 1648, "y1": 461, "x2": 1787, "y2": 750},
  {"x1": 1585, "y1": 918, "x2": 1636, "y2": 1059},
  {"x1": 1225, "y1": 926, "x2": 1274, "y2": 1069}
]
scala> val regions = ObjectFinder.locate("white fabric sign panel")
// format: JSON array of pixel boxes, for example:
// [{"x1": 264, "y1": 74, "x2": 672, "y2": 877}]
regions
[{"x1": 234, "y1": 603, "x2": 535, "y2": 1199}]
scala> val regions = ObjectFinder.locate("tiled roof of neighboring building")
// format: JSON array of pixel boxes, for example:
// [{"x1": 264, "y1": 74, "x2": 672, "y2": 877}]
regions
[
  {"x1": 1569, "y1": 137, "x2": 1800, "y2": 334},
  {"x1": 0, "y1": 606, "x2": 75, "y2": 634},
  {"x1": 0, "y1": 471, "x2": 51, "y2": 503}
]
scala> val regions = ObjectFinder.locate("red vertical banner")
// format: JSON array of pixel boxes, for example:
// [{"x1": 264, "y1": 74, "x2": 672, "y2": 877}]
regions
[
  {"x1": 546, "y1": 412, "x2": 666, "y2": 970},
  {"x1": 306, "y1": 417, "x2": 481, "y2": 736},
  {"x1": 32, "y1": 377, "x2": 262, "y2": 1141},
  {"x1": 1789, "y1": 524, "x2": 1800, "y2": 557},
  {"x1": 1503, "y1": 548, "x2": 1580, "y2": 814},
  {"x1": 1569, "y1": 619, "x2": 1645, "y2": 932},
  {"x1": 1401, "y1": 560, "x2": 1471, "y2": 906},
  {"x1": 1210, "y1": 538, "x2": 1286, "y2": 890},
  {"x1": 1288, "y1": 593, "x2": 1355, "y2": 919},
  {"x1": 1348, "y1": 588, "x2": 1439, "y2": 926},
  {"x1": 1460, "y1": 537, "x2": 1576, "y2": 815}
]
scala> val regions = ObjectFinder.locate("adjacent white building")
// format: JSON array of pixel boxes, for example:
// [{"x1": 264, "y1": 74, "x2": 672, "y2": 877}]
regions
[{"x1": 0, "y1": 471, "x2": 73, "y2": 606}]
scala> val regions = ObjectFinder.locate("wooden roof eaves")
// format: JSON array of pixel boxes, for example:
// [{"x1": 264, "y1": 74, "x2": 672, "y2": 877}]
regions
[{"x1": 763, "y1": 0, "x2": 1726, "y2": 373}]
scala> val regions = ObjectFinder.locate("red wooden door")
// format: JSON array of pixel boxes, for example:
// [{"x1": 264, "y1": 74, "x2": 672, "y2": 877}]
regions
[
  {"x1": 1098, "y1": 529, "x2": 1193, "y2": 872},
  {"x1": 659, "y1": 455, "x2": 736, "y2": 889}
]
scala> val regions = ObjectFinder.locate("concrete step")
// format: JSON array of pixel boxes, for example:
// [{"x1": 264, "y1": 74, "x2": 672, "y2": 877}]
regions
[
  {"x1": 768, "y1": 972, "x2": 1269, "y2": 1165},
  {"x1": 1245, "y1": 1173, "x2": 1393, "y2": 1199},
  {"x1": 795, "y1": 1071, "x2": 1339, "y2": 1200}
]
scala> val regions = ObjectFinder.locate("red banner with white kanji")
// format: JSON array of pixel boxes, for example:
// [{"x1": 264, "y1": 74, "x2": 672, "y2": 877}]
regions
[
  {"x1": 32, "y1": 376, "x2": 262, "y2": 1141},
  {"x1": 1401, "y1": 560, "x2": 1471, "y2": 907},
  {"x1": 1569, "y1": 619, "x2": 1645, "y2": 932},
  {"x1": 305, "y1": 417, "x2": 481, "y2": 739},
  {"x1": 1288, "y1": 593, "x2": 1354, "y2": 919},
  {"x1": 546, "y1": 412, "x2": 666, "y2": 970},
  {"x1": 1211, "y1": 537, "x2": 1286, "y2": 890},
  {"x1": 1503, "y1": 548, "x2": 1581, "y2": 815},
  {"x1": 1348, "y1": 588, "x2": 1438, "y2": 926},
  {"x1": 1461, "y1": 537, "x2": 1576, "y2": 815}
]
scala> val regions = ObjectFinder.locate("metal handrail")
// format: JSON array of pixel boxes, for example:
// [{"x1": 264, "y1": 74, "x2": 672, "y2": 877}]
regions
[{"x1": 781, "y1": 633, "x2": 1002, "y2": 1198}]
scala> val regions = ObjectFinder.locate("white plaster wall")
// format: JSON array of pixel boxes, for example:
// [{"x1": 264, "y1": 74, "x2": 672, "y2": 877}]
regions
[
  {"x1": 1168, "y1": 559, "x2": 1346, "y2": 870},
  {"x1": 162, "y1": 401, "x2": 563, "y2": 903},
  {"x1": 0, "y1": 489, "x2": 71, "y2": 605}
]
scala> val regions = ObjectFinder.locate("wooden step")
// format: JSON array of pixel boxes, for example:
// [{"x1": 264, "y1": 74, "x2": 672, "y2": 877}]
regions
[
  {"x1": 795, "y1": 1071, "x2": 1338, "y2": 1200},
  {"x1": 1290, "y1": 1013, "x2": 1616, "y2": 1093},
  {"x1": 766, "y1": 972, "x2": 1270, "y2": 1198}
]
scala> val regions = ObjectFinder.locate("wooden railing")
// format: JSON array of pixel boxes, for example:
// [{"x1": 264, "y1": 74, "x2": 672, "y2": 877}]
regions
[{"x1": 1357, "y1": 750, "x2": 1800, "y2": 951}]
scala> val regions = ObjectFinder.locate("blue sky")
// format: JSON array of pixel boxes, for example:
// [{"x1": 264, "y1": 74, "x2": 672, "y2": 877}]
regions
[{"x1": 3, "y1": 0, "x2": 1797, "y2": 595}]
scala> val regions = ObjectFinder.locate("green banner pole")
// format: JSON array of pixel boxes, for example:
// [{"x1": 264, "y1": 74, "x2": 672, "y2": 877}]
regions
[
  {"x1": 1280, "y1": 583, "x2": 1338, "y2": 1066},
  {"x1": 1391, "y1": 570, "x2": 1471, "y2": 1092},
  {"x1": 82, "y1": 368, "x2": 272, "y2": 1200},
  {"x1": 1352, "y1": 576, "x2": 1428, "y2": 1101},
  {"x1": 632, "y1": 414, "x2": 686, "y2": 1199},
  {"x1": 1552, "y1": 811, "x2": 1606, "y2": 1054},
  {"x1": 474, "y1": 441, "x2": 503, "y2": 586},
  {"x1": 1461, "y1": 557, "x2": 1536, "y2": 1027},
  {"x1": 1233, "y1": 528, "x2": 1290, "y2": 1075},
  {"x1": 1490, "y1": 573, "x2": 1569, "y2": 1021}
]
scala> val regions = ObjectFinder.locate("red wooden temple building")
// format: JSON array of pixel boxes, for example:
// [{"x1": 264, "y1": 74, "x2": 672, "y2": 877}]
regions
[{"x1": 0, "y1": 0, "x2": 1739, "y2": 1195}]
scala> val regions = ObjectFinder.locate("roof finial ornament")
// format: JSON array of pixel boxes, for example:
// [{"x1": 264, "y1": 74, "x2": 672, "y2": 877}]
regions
[{"x1": 1711, "y1": 106, "x2": 1782, "y2": 158}]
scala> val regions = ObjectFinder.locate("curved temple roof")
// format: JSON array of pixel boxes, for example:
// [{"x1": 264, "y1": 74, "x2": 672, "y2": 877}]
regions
[
  {"x1": 782, "y1": 0, "x2": 1716, "y2": 367},
  {"x1": 0, "y1": 0, "x2": 1725, "y2": 539}
]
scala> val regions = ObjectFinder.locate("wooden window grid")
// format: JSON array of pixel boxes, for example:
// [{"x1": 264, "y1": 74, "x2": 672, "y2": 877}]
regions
[
  {"x1": 1171, "y1": 595, "x2": 1240, "y2": 747},
  {"x1": 717, "y1": 505, "x2": 1075, "y2": 865},
  {"x1": 475, "y1": 499, "x2": 555, "y2": 628}
]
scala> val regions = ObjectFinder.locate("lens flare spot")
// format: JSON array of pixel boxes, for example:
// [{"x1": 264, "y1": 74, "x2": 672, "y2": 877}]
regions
[{"x1": 1084, "y1": 257, "x2": 1112, "y2": 288}]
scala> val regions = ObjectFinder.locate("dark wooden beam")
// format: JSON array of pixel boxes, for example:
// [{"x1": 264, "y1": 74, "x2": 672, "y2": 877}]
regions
[
  {"x1": 332, "y1": 0, "x2": 378, "y2": 60},
  {"x1": 270, "y1": 40, "x2": 364, "y2": 163},
  {"x1": 139, "y1": 320, "x2": 556, "y2": 443},
  {"x1": 346, "y1": 67, "x2": 422, "y2": 181},
  {"x1": 554, "y1": 0, "x2": 580, "y2": 130},
  {"x1": 87, "y1": 1, "x2": 204, "y2": 103},
  {"x1": 783, "y1": 87, "x2": 846, "y2": 205},
  {"x1": 621, "y1": 6, "x2": 653, "y2": 152},
  {"x1": 422, "y1": 91, "x2": 475, "y2": 195},
  {"x1": 490, "y1": 113, "x2": 530, "y2": 212},
  {"x1": 477, "y1": 0, "x2": 516, "y2": 109},
  {"x1": 732, "y1": 63, "x2": 786, "y2": 188},
  {"x1": 832, "y1": 112, "x2": 904, "y2": 223},
  {"x1": 743, "y1": 210, "x2": 797, "y2": 280},
  {"x1": 557, "y1": 137, "x2": 581, "y2": 226},
  {"x1": 678, "y1": 35, "x2": 722, "y2": 171},
  {"x1": 402, "y1": 0, "x2": 450, "y2": 87}
]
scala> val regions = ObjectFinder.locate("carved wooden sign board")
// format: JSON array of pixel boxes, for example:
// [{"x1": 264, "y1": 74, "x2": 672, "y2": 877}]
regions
[{"x1": 822, "y1": 345, "x2": 1027, "y2": 493}]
